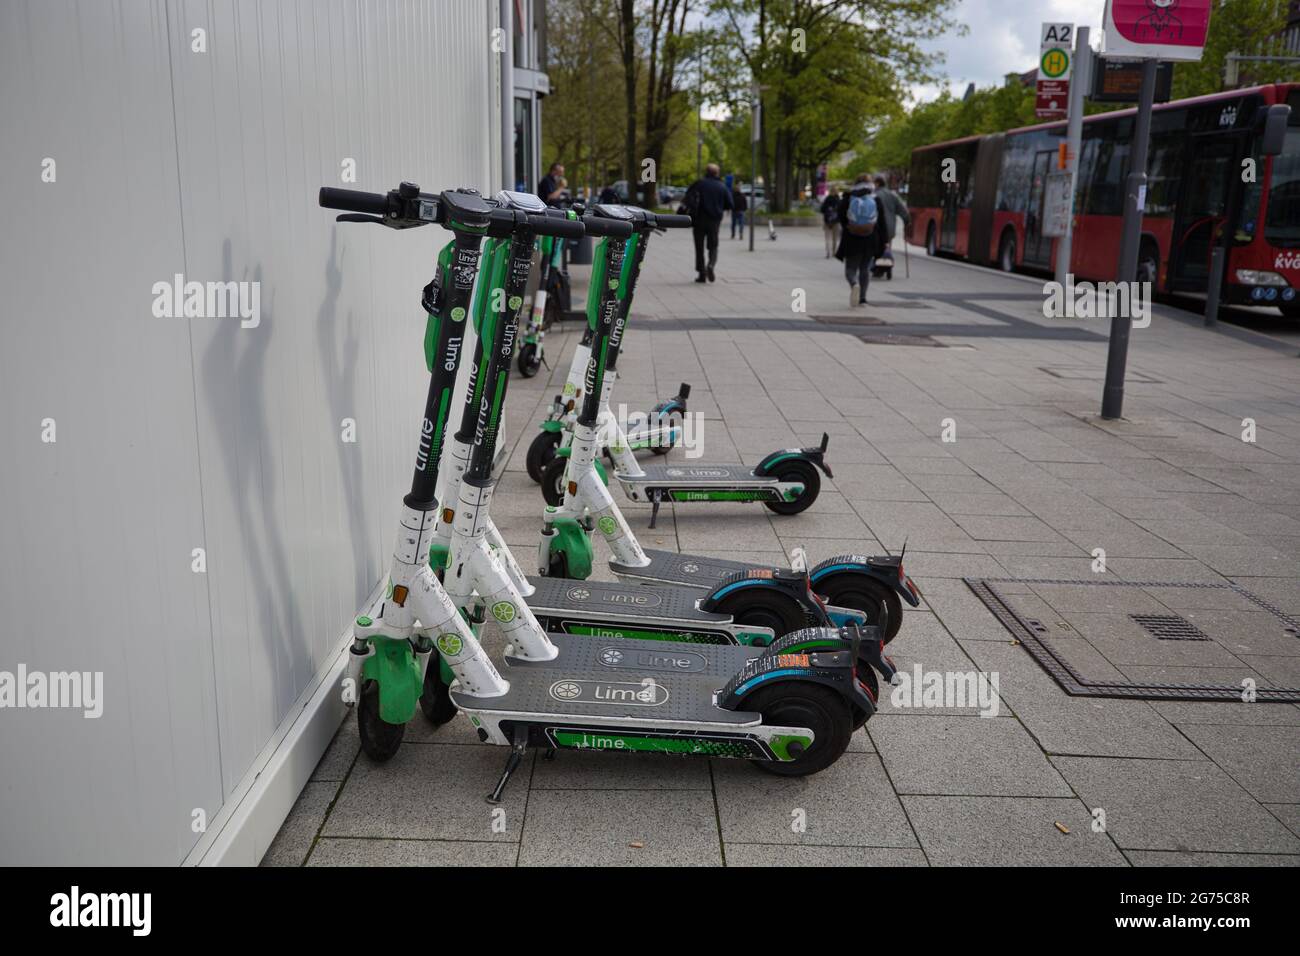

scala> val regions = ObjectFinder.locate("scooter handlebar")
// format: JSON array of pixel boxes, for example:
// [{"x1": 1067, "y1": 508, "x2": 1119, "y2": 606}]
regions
[
  {"x1": 527, "y1": 214, "x2": 585, "y2": 239},
  {"x1": 652, "y1": 213, "x2": 693, "y2": 229},
  {"x1": 319, "y1": 187, "x2": 391, "y2": 216},
  {"x1": 580, "y1": 216, "x2": 635, "y2": 239}
]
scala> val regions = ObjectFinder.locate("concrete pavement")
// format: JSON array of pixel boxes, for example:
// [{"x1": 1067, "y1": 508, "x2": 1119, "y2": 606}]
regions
[{"x1": 266, "y1": 225, "x2": 1300, "y2": 867}]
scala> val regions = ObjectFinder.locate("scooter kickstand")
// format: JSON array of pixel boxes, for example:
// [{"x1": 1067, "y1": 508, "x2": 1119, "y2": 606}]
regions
[
  {"x1": 649, "y1": 490, "x2": 662, "y2": 529},
  {"x1": 486, "y1": 727, "x2": 530, "y2": 805}
]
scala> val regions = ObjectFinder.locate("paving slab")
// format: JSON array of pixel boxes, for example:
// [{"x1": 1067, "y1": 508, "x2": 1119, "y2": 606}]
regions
[
  {"x1": 724, "y1": 844, "x2": 929, "y2": 866},
  {"x1": 307, "y1": 838, "x2": 517, "y2": 866}
]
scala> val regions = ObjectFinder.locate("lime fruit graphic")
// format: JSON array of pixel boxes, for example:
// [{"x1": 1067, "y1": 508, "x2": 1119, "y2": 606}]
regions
[{"x1": 491, "y1": 601, "x2": 516, "y2": 623}]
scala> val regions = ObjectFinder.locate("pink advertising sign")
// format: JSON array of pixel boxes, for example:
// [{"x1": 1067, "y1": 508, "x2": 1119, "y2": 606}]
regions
[{"x1": 1103, "y1": 0, "x2": 1213, "y2": 61}]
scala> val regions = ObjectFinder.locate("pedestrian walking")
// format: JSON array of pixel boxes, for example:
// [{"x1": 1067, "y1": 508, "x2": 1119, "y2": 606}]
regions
[
  {"x1": 835, "y1": 174, "x2": 890, "y2": 307},
  {"x1": 730, "y1": 185, "x2": 748, "y2": 239},
  {"x1": 872, "y1": 176, "x2": 910, "y2": 280},
  {"x1": 683, "y1": 163, "x2": 732, "y2": 283},
  {"x1": 820, "y1": 187, "x2": 840, "y2": 258}
]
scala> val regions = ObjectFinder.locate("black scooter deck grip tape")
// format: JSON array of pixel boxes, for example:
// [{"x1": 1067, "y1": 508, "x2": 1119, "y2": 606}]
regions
[
  {"x1": 655, "y1": 213, "x2": 693, "y2": 228},
  {"x1": 529, "y1": 214, "x2": 585, "y2": 239},
  {"x1": 319, "y1": 187, "x2": 388, "y2": 215},
  {"x1": 581, "y1": 217, "x2": 634, "y2": 238}
]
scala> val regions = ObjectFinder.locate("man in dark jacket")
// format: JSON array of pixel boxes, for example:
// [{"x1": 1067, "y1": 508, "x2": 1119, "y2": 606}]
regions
[
  {"x1": 835, "y1": 174, "x2": 891, "y2": 307},
  {"x1": 684, "y1": 164, "x2": 732, "y2": 282}
]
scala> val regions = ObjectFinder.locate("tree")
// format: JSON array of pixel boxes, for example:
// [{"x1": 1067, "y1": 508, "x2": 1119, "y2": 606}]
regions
[{"x1": 1172, "y1": 0, "x2": 1295, "y2": 98}]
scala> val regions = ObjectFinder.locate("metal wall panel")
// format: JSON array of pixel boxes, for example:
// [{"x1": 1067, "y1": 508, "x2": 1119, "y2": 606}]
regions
[{"x1": 0, "y1": 0, "x2": 499, "y2": 865}]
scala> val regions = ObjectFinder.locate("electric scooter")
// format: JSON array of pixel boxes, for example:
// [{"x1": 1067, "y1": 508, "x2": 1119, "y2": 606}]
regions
[
  {"x1": 429, "y1": 199, "x2": 888, "y2": 663},
  {"x1": 524, "y1": 276, "x2": 689, "y2": 482},
  {"x1": 540, "y1": 204, "x2": 922, "y2": 644},
  {"x1": 534, "y1": 209, "x2": 831, "y2": 525},
  {"x1": 516, "y1": 232, "x2": 567, "y2": 377},
  {"x1": 322, "y1": 181, "x2": 882, "y2": 795}
]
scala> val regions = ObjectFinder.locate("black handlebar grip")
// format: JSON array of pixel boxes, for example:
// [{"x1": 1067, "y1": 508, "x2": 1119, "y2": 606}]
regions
[
  {"x1": 581, "y1": 216, "x2": 635, "y2": 238},
  {"x1": 319, "y1": 187, "x2": 389, "y2": 215},
  {"x1": 528, "y1": 214, "x2": 586, "y2": 239},
  {"x1": 654, "y1": 213, "x2": 693, "y2": 228}
]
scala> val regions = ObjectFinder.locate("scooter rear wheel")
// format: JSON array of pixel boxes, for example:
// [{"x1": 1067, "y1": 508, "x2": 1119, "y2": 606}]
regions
[
  {"x1": 358, "y1": 679, "x2": 405, "y2": 762},
  {"x1": 819, "y1": 576, "x2": 903, "y2": 644},
  {"x1": 747, "y1": 682, "x2": 851, "y2": 777},
  {"x1": 712, "y1": 589, "x2": 806, "y2": 641},
  {"x1": 526, "y1": 430, "x2": 561, "y2": 483},
  {"x1": 648, "y1": 410, "x2": 683, "y2": 456},
  {"x1": 763, "y1": 460, "x2": 820, "y2": 516}
]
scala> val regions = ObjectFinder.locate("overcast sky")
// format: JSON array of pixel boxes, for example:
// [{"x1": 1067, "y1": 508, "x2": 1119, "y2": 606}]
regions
[{"x1": 911, "y1": 0, "x2": 1106, "y2": 103}]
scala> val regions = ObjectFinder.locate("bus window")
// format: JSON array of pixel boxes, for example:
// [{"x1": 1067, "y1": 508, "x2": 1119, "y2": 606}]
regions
[
  {"x1": 1265, "y1": 126, "x2": 1300, "y2": 248},
  {"x1": 1086, "y1": 138, "x2": 1131, "y2": 216},
  {"x1": 1145, "y1": 131, "x2": 1184, "y2": 217}
]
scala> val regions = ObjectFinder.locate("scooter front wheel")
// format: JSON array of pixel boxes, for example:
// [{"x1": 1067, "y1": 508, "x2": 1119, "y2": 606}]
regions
[
  {"x1": 540, "y1": 455, "x2": 567, "y2": 507},
  {"x1": 763, "y1": 460, "x2": 820, "y2": 516},
  {"x1": 819, "y1": 576, "x2": 903, "y2": 644},
  {"x1": 358, "y1": 679, "x2": 406, "y2": 762},
  {"x1": 419, "y1": 657, "x2": 458, "y2": 727},
  {"x1": 526, "y1": 430, "x2": 561, "y2": 483},
  {"x1": 711, "y1": 588, "x2": 806, "y2": 641},
  {"x1": 748, "y1": 682, "x2": 852, "y2": 777},
  {"x1": 517, "y1": 342, "x2": 541, "y2": 378}
]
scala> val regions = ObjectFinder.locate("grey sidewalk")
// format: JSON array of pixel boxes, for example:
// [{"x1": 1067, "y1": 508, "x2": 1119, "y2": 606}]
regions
[{"x1": 267, "y1": 226, "x2": 1300, "y2": 867}]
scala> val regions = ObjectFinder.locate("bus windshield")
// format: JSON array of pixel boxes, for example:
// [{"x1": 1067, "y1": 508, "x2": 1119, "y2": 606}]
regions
[{"x1": 1266, "y1": 127, "x2": 1300, "y2": 248}]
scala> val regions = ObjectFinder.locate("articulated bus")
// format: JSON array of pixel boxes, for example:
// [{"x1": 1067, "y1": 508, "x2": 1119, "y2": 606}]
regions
[{"x1": 907, "y1": 84, "x2": 1300, "y2": 317}]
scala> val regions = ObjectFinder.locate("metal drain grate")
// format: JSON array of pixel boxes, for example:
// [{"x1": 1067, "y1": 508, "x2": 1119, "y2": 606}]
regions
[{"x1": 1130, "y1": 613, "x2": 1210, "y2": 641}]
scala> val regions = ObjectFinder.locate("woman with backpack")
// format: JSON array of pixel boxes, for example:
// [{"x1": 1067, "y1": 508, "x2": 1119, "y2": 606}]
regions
[
  {"x1": 835, "y1": 174, "x2": 891, "y2": 307},
  {"x1": 820, "y1": 188, "x2": 840, "y2": 258}
]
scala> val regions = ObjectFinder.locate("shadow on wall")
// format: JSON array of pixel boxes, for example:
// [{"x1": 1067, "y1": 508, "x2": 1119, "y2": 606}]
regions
[
  {"x1": 201, "y1": 239, "x2": 308, "y2": 726},
  {"x1": 315, "y1": 227, "x2": 377, "y2": 605}
]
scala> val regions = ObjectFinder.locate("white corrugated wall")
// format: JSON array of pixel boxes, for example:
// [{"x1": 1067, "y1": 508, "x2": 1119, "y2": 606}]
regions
[{"x1": 0, "y1": 0, "x2": 501, "y2": 865}]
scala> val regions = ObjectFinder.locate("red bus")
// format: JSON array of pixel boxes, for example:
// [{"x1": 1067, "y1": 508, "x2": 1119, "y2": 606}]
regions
[{"x1": 907, "y1": 84, "x2": 1300, "y2": 317}]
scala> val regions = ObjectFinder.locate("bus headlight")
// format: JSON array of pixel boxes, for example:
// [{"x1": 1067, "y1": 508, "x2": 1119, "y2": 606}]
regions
[{"x1": 1235, "y1": 270, "x2": 1288, "y2": 287}]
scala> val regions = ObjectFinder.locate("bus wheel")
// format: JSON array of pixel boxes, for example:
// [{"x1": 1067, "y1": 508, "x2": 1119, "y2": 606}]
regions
[
  {"x1": 997, "y1": 232, "x2": 1016, "y2": 273},
  {"x1": 925, "y1": 223, "x2": 937, "y2": 257},
  {"x1": 1138, "y1": 243, "x2": 1159, "y2": 286}
]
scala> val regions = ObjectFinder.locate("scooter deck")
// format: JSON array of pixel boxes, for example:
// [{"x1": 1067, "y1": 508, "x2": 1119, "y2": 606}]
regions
[
  {"x1": 610, "y1": 548, "x2": 754, "y2": 590},
  {"x1": 526, "y1": 575, "x2": 731, "y2": 625},
  {"x1": 622, "y1": 462, "x2": 761, "y2": 486},
  {"x1": 452, "y1": 634, "x2": 761, "y2": 727}
]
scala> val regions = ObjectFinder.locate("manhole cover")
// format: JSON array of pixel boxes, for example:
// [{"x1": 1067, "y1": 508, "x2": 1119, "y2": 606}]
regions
[
  {"x1": 966, "y1": 577, "x2": 1300, "y2": 702},
  {"x1": 1130, "y1": 613, "x2": 1210, "y2": 642},
  {"x1": 1039, "y1": 366, "x2": 1161, "y2": 383},
  {"x1": 857, "y1": 332, "x2": 948, "y2": 347}
]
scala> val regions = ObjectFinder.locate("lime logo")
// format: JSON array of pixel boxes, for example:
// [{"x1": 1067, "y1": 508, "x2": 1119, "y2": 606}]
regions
[
  {"x1": 596, "y1": 516, "x2": 617, "y2": 536},
  {"x1": 608, "y1": 278, "x2": 619, "y2": 290},
  {"x1": 436, "y1": 634, "x2": 463, "y2": 656},
  {"x1": 450, "y1": 306, "x2": 467, "y2": 323},
  {"x1": 1040, "y1": 48, "x2": 1068, "y2": 79},
  {"x1": 508, "y1": 295, "x2": 523, "y2": 311},
  {"x1": 491, "y1": 601, "x2": 516, "y2": 623},
  {"x1": 562, "y1": 383, "x2": 576, "y2": 397}
]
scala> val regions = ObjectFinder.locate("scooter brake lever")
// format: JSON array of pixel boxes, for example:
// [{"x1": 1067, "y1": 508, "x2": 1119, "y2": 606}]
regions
[{"x1": 336, "y1": 213, "x2": 387, "y2": 225}]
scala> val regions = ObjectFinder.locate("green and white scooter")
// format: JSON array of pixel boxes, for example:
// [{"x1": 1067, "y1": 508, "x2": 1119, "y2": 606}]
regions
[
  {"x1": 540, "y1": 205, "x2": 922, "y2": 645},
  {"x1": 323, "y1": 182, "x2": 885, "y2": 798},
  {"x1": 534, "y1": 209, "x2": 830, "y2": 525},
  {"x1": 516, "y1": 232, "x2": 567, "y2": 377},
  {"x1": 428, "y1": 197, "x2": 885, "y2": 655}
]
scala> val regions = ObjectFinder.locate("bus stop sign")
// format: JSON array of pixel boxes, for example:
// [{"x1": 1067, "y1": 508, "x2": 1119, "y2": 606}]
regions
[
  {"x1": 1103, "y1": 0, "x2": 1213, "y2": 62},
  {"x1": 1036, "y1": 23, "x2": 1073, "y2": 119}
]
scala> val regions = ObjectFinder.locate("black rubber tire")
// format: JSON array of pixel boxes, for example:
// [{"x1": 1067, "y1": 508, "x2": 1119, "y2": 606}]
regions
[
  {"x1": 1137, "y1": 242, "x2": 1159, "y2": 287},
  {"x1": 925, "y1": 222, "x2": 937, "y2": 256},
  {"x1": 541, "y1": 287, "x2": 563, "y2": 330},
  {"x1": 357, "y1": 679, "x2": 405, "y2": 762},
  {"x1": 763, "y1": 460, "x2": 820, "y2": 516},
  {"x1": 526, "y1": 430, "x2": 561, "y2": 483},
  {"x1": 851, "y1": 663, "x2": 879, "y2": 730},
  {"x1": 998, "y1": 231, "x2": 1016, "y2": 273},
  {"x1": 714, "y1": 588, "x2": 808, "y2": 639},
  {"x1": 818, "y1": 575, "x2": 903, "y2": 644},
  {"x1": 545, "y1": 549, "x2": 569, "y2": 579},
  {"x1": 648, "y1": 410, "x2": 683, "y2": 456},
  {"x1": 747, "y1": 682, "x2": 852, "y2": 777},
  {"x1": 419, "y1": 657, "x2": 458, "y2": 727},
  {"x1": 517, "y1": 342, "x2": 541, "y2": 378},
  {"x1": 541, "y1": 455, "x2": 568, "y2": 507}
]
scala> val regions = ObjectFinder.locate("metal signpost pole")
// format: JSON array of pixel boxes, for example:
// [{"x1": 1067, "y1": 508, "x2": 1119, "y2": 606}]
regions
[
  {"x1": 1100, "y1": 57, "x2": 1157, "y2": 420},
  {"x1": 1054, "y1": 26, "x2": 1090, "y2": 287},
  {"x1": 749, "y1": 83, "x2": 759, "y2": 253}
]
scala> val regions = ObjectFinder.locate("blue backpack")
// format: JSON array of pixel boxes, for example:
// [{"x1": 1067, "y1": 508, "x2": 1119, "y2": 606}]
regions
[{"x1": 845, "y1": 193, "x2": 877, "y2": 236}]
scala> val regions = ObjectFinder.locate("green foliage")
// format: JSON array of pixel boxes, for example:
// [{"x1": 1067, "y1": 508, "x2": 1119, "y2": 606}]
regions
[{"x1": 1172, "y1": 0, "x2": 1296, "y2": 99}]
